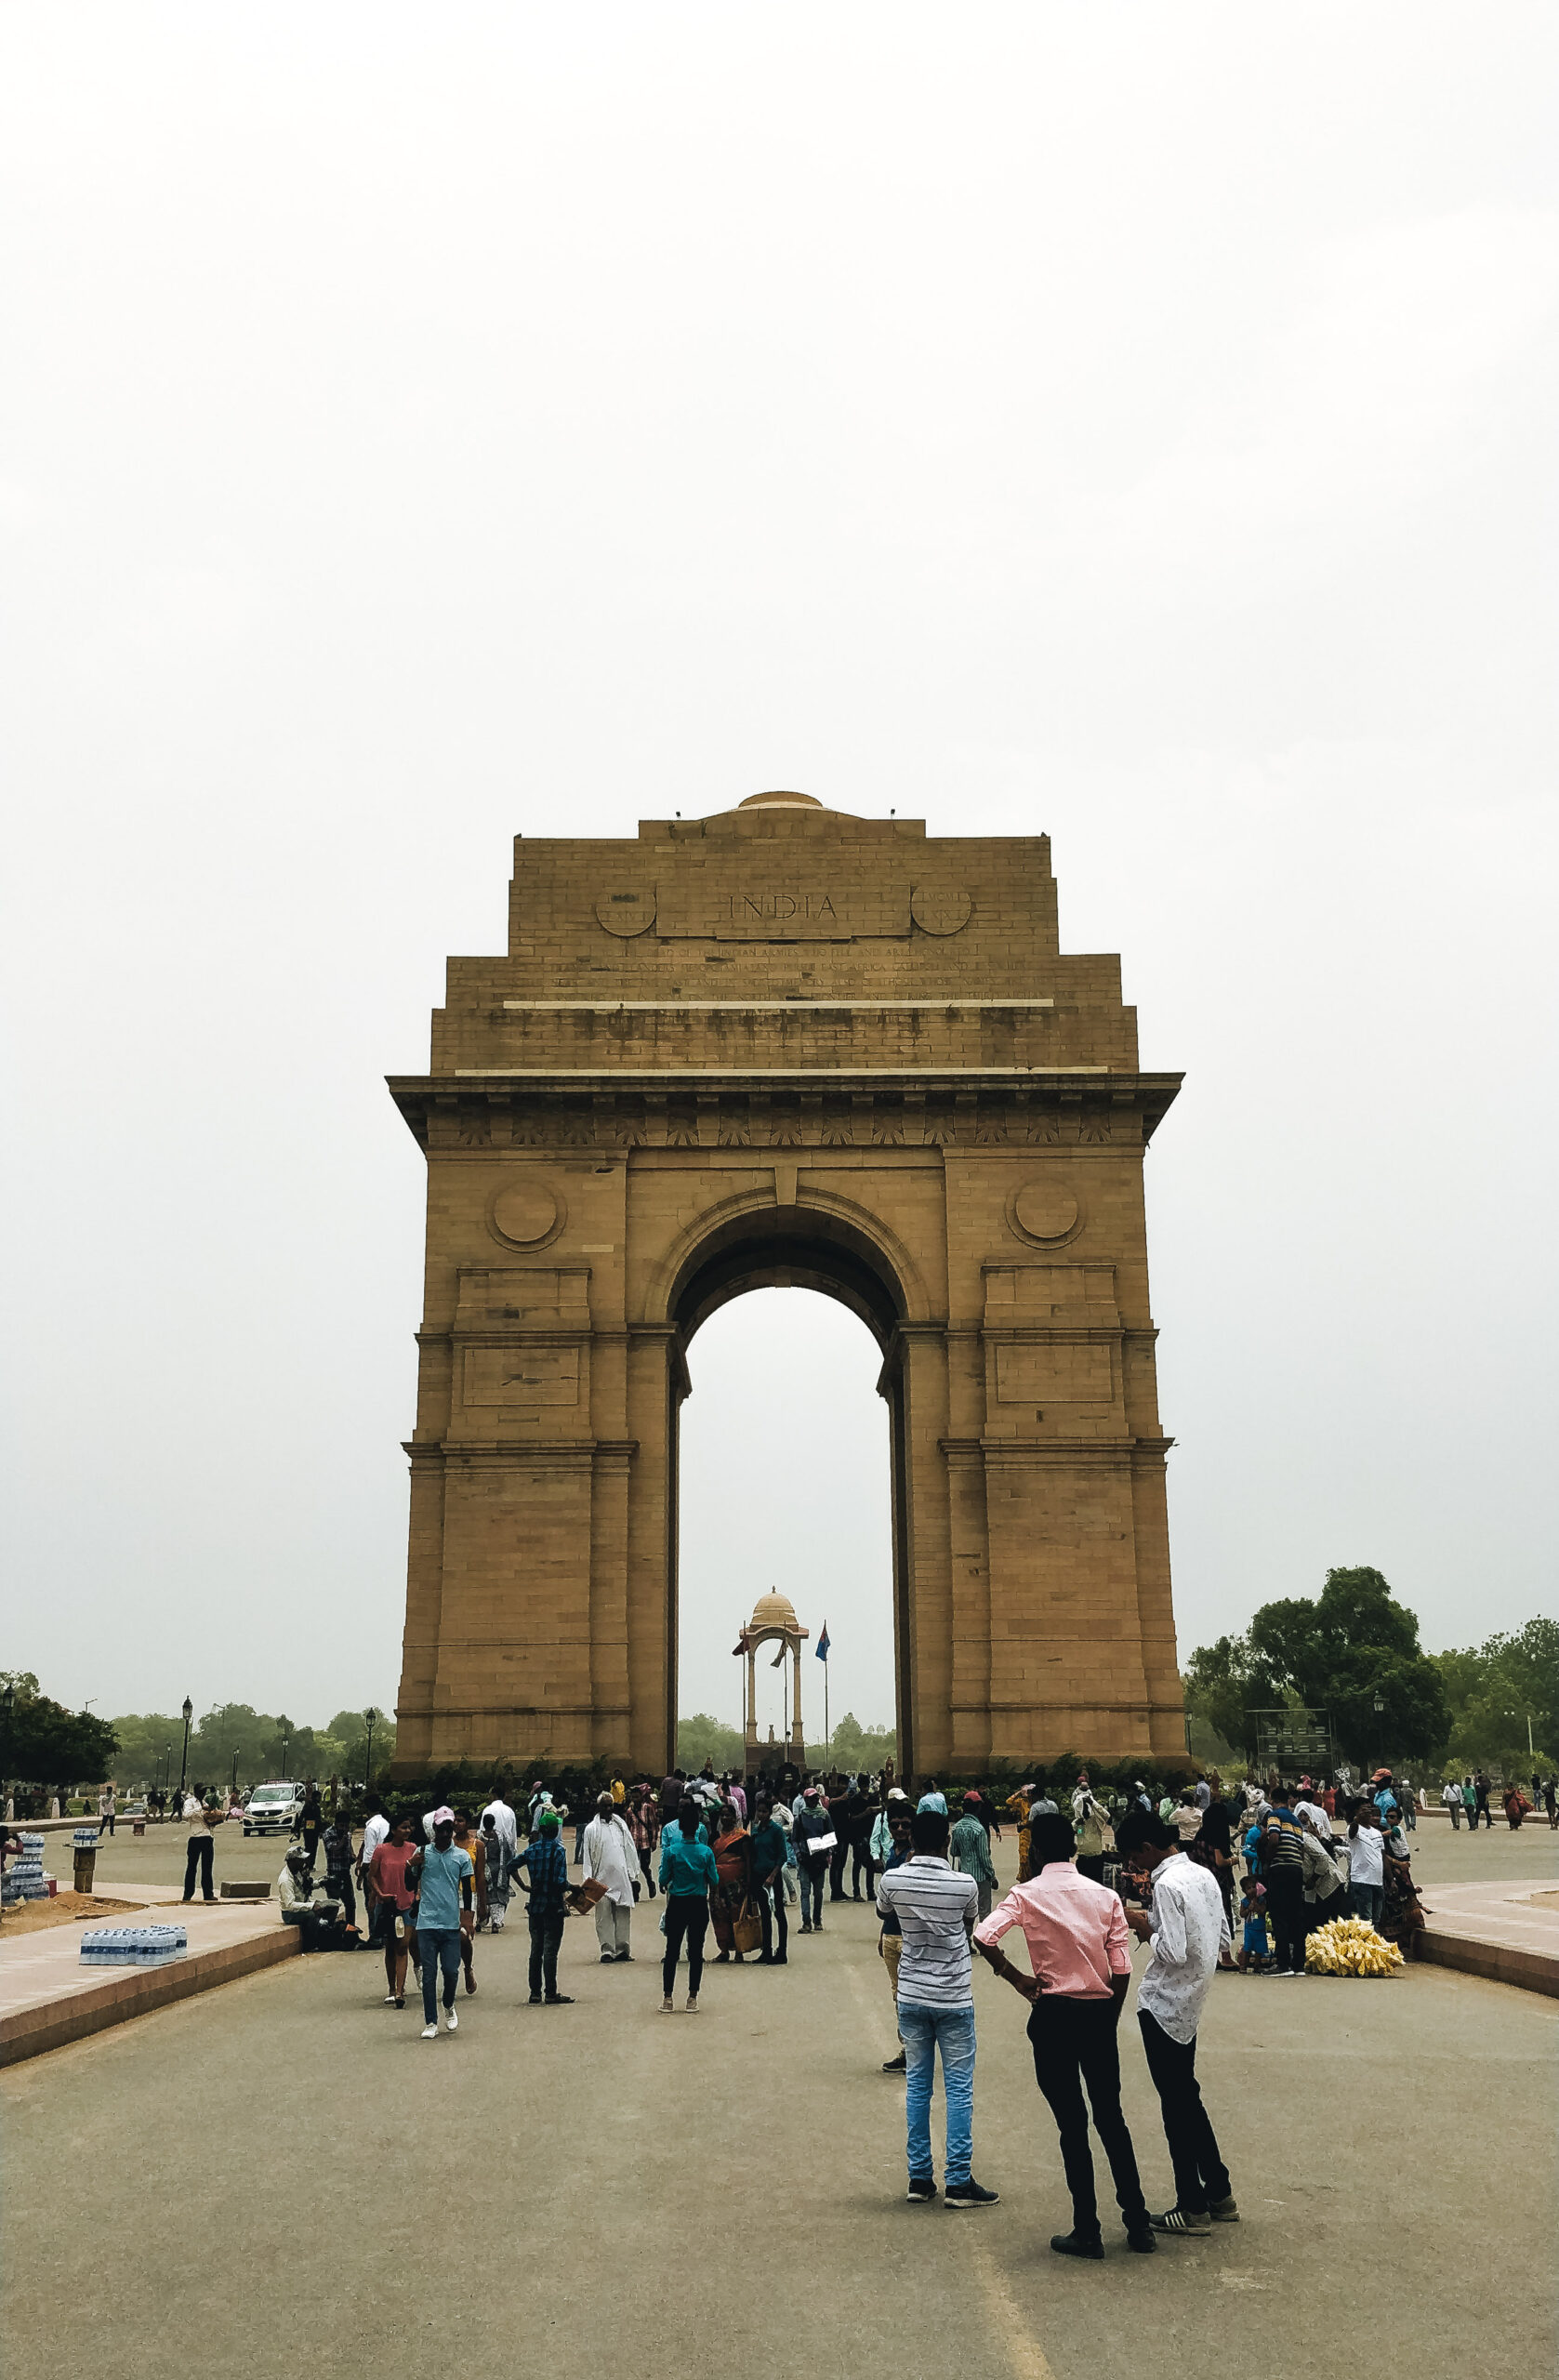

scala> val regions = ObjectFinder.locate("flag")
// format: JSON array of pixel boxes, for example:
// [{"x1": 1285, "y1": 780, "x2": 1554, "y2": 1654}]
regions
[{"x1": 816, "y1": 1621, "x2": 830, "y2": 1662}]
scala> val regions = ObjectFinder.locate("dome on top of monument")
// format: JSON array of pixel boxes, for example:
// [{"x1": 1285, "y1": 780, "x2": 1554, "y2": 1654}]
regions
[
  {"x1": 749, "y1": 1589, "x2": 799, "y2": 1629},
  {"x1": 738, "y1": 790, "x2": 826, "y2": 810}
]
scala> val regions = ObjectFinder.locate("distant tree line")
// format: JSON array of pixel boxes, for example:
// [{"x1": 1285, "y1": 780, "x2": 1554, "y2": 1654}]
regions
[
  {"x1": 0, "y1": 1675, "x2": 396, "y2": 1804},
  {"x1": 676, "y1": 1708, "x2": 896, "y2": 1776},
  {"x1": 1183, "y1": 1567, "x2": 1556, "y2": 1776}
]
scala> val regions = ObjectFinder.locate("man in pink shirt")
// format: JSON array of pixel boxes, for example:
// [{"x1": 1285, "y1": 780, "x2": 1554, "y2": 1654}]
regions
[{"x1": 974, "y1": 1812, "x2": 1154, "y2": 2260}]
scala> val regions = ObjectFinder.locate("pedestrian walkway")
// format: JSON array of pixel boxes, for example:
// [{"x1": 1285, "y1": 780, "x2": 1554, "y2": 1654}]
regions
[
  {"x1": 0, "y1": 1880, "x2": 297, "y2": 2065},
  {"x1": 1416, "y1": 1877, "x2": 1559, "y2": 1997}
]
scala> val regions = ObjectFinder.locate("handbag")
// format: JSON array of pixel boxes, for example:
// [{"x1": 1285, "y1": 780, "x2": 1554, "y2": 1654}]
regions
[{"x1": 732, "y1": 1896, "x2": 763, "y2": 1956}]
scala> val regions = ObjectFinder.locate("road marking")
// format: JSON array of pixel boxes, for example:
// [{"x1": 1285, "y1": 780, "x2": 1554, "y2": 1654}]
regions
[
  {"x1": 839, "y1": 1938, "x2": 1060, "y2": 2380},
  {"x1": 971, "y1": 2239, "x2": 1062, "y2": 2380}
]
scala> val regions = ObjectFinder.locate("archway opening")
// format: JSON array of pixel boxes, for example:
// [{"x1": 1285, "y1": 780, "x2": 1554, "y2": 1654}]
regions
[{"x1": 675, "y1": 1287, "x2": 897, "y2": 1777}]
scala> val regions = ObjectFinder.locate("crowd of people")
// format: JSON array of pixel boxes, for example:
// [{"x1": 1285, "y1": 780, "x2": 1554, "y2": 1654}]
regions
[
  {"x1": 105, "y1": 1744, "x2": 1547, "y2": 2231},
  {"x1": 16, "y1": 1741, "x2": 1550, "y2": 2240}
]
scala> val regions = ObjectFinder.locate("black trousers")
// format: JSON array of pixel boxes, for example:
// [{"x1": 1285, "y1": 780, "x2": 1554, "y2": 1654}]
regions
[
  {"x1": 181, "y1": 1834, "x2": 215, "y2": 1900},
  {"x1": 828, "y1": 1839, "x2": 849, "y2": 1899},
  {"x1": 758, "y1": 1878, "x2": 787, "y2": 1959},
  {"x1": 800, "y1": 1862, "x2": 826, "y2": 1925},
  {"x1": 1027, "y1": 1996, "x2": 1147, "y2": 2234},
  {"x1": 324, "y1": 1872, "x2": 357, "y2": 1927},
  {"x1": 1138, "y1": 2009, "x2": 1230, "y2": 2216},
  {"x1": 851, "y1": 1843, "x2": 876, "y2": 1898},
  {"x1": 662, "y1": 1893, "x2": 709, "y2": 1996},
  {"x1": 527, "y1": 1907, "x2": 565, "y2": 1998},
  {"x1": 1265, "y1": 1867, "x2": 1305, "y2": 1972}
]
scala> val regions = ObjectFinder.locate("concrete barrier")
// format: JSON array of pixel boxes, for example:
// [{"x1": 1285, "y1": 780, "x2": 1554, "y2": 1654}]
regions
[{"x1": 0, "y1": 1926, "x2": 300, "y2": 2067}]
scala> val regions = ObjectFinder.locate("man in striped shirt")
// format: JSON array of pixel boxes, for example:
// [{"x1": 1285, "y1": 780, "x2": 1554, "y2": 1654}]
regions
[{"x1": 876, "y1": 1808, "x2": 999, "y2": 2207}]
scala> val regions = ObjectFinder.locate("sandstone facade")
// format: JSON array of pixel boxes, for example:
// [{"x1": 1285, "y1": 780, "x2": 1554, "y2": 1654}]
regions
[{"x1": 390, "y1": 791, "x2": 1185, "y2": 1778}]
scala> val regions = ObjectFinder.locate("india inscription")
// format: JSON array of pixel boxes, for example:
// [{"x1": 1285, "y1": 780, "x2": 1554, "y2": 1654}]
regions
[{"x1": 390, "y1": 787, "x2": 1186, "y2": 1778}]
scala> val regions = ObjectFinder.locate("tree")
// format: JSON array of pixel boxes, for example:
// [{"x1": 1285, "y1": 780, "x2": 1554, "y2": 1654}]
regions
[
  {"x1": 829, "y1": 1711, "x2": 897, "y2": 1768},
  {"x1": 1433, "y1": 1618, "x2": 1559, "y2": 1775},
  {"x1": 326, "y1": 1708, "x2": 398, "y2": 1784},
  {"x1": 1182, "y1": 1636, "x2": 1267, "y2": 1758},
  {"x1": 1188, "y1": 1568, "x2": 1450, "y2": 1770},
  {"x1": 675, "y1": 1713, "x2": 745, "y2": 1773},
  {"x1": 0, "y1": 1677, "x2": 119, "y2": 1795}
]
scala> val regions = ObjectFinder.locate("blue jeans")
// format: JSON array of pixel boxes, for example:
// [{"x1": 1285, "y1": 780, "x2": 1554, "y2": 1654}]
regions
[
  {"x1": 418, "y1": 1925, "x2": 462, "y2": 2024},
  {"x1": 898, "y1": 2001, "x2": 975, "y2": 2187},
  {"x1": 1349, "y1": 1883, "x2": 1383, "y2": 1927}
]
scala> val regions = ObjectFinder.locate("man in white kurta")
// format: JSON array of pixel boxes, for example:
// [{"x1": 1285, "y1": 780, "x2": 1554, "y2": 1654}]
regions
[{"x1": 583, "y1": 1794, "x2": 639, "y2": 1962}]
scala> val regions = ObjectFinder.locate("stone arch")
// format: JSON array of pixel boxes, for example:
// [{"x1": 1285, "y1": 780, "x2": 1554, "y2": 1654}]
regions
[{"x1": 644, "y1": 1180, "x2": 931, "y2": 1349}]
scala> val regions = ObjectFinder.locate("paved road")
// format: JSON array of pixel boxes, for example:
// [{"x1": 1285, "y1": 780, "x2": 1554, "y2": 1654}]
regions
[{"x1": 4, "y1": 1826, "x2": 1555, "y2": 2380}]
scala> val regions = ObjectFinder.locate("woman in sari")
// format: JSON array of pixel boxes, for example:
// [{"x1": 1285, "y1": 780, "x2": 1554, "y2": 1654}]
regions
[{"x1": 709, "y1": 1803, "x2": 752, "y2": 1963}]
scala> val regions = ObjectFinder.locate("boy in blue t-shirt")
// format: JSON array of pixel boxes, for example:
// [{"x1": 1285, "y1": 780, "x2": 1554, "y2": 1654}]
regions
[{"x1": 406, "y1": 1806, "x2": 474, "y2": 2037}]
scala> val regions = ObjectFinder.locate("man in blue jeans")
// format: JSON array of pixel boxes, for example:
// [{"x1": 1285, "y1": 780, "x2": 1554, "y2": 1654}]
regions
[
  {"x1": 876, "y1": 1807, "x2": 999, "y2": 2207},
  {"x1": 405, "y1": 1805, "x2": 475, "y2": 2040}
]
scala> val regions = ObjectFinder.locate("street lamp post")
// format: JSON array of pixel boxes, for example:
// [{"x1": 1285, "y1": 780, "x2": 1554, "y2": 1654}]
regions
[
  {"x1": 176, "y1": 1697, "x2": 193, "y2": 1805},
  {"x1": 363, "y1": 1707, "x2": 376, "y2": 1787},
  {"x1": 1, "y1": 1680, "x2": 14, "y2": 1813},
  {"x1": 1372, "y1": 1692, "x2": 1384, "y2": 1775}
]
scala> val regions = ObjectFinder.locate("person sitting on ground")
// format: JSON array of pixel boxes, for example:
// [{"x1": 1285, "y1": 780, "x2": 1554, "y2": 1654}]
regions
[{"x1": 278, "y1": 1846, "x2": 346, "y2": 1950}]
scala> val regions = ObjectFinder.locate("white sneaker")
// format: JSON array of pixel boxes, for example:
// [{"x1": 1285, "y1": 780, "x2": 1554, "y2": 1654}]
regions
[
  {"x1": 445, "y1": 2008, "x2": 458, "y2": 2032},
  {"x1": 382, "y1": 1995, "x2": 397, "y2": 2006},
  {"x1": 420, "y1": 2023, "x2": 439, "y2": 2040}
]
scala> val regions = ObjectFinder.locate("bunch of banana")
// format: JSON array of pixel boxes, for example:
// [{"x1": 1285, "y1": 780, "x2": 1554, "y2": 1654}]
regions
[{"x1": 1303, "y1": 1916, "x2": 1405, "y2": 1977}]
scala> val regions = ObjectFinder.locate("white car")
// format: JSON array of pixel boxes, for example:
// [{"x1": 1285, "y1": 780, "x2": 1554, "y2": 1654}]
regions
[{"x1": 243, "y1": 1782, "x2": 305, "y2": 1837}]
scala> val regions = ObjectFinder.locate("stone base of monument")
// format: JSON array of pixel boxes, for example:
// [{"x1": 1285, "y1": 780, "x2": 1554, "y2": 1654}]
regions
[{"x1": 219, "y1": 1881, "x2": 272, "y2": 1900}]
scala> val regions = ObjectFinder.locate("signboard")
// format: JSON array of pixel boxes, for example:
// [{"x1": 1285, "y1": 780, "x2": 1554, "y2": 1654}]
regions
[{"x1": 1250, "y1": 1709, "x2": 1333, "y2": 1775}]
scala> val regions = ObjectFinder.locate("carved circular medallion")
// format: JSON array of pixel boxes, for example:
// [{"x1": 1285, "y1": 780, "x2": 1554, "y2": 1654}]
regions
[
  {"x1": 595, "y1": 889, "x2": 656, "y2": 937},
  {"x1": 910, "y1": 884, "x2": 972, "y2": 936},
  {"x1": 489, "y1": 1177, "x2": 563, "y2": 1250},
  {"x1": 1010, "y1": 1180, "x2": 1080, "y2": 1246}
]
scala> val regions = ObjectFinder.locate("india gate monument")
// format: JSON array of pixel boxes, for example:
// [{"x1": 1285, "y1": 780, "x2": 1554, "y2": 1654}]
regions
[{"x1": 389, "y1": 792, "x2": 1185, "y2": 1778}]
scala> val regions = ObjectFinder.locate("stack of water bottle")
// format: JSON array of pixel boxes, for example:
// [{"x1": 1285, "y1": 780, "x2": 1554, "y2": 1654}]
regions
[
  {"x1": 73, "y1": 1826, "x2": 101, "y2": 1851},
  {"x1": 79, "y1": 1923, "x2": 189, "y2": 1968},
  {"x1": 2, "y1": 1832, "x2": 51, "y2": 1902}
]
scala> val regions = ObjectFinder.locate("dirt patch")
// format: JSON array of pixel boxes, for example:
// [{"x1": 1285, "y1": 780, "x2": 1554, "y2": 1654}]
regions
[{"x1": 1, "y1": 1892, "x2": 145, "y2": 1937}]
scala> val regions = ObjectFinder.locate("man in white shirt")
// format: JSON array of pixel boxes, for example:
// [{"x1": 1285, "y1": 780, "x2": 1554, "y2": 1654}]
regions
[
  {"x1": 358, "y1": 1794, "x2": 390, "y2": 1875},
  {"x1": 1116, "y1": 1808, "x2": 1236, "y2": 2239},
  {"x1": 582, "y1": 1792, "x2": 639, "y2": 1963},
  {"x1": 1441, "y1": 1778, "x2": 1463, "y2": 1829}
]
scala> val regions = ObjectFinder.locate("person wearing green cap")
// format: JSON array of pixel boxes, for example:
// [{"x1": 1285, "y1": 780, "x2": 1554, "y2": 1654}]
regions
[{"x1": 509, "y1": 1804, "x2": 575, "y2": 2004}]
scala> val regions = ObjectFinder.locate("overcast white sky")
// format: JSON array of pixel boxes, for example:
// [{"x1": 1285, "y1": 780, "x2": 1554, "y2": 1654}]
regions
[{"x1": 3, "y1": 5, "x2": 1554, "y2": 1736}]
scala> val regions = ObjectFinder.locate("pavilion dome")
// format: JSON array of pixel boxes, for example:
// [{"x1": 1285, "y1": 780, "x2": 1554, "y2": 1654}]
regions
[{"x1": 748, "y1": 1589, "x2": 799, "y2": 1630}]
